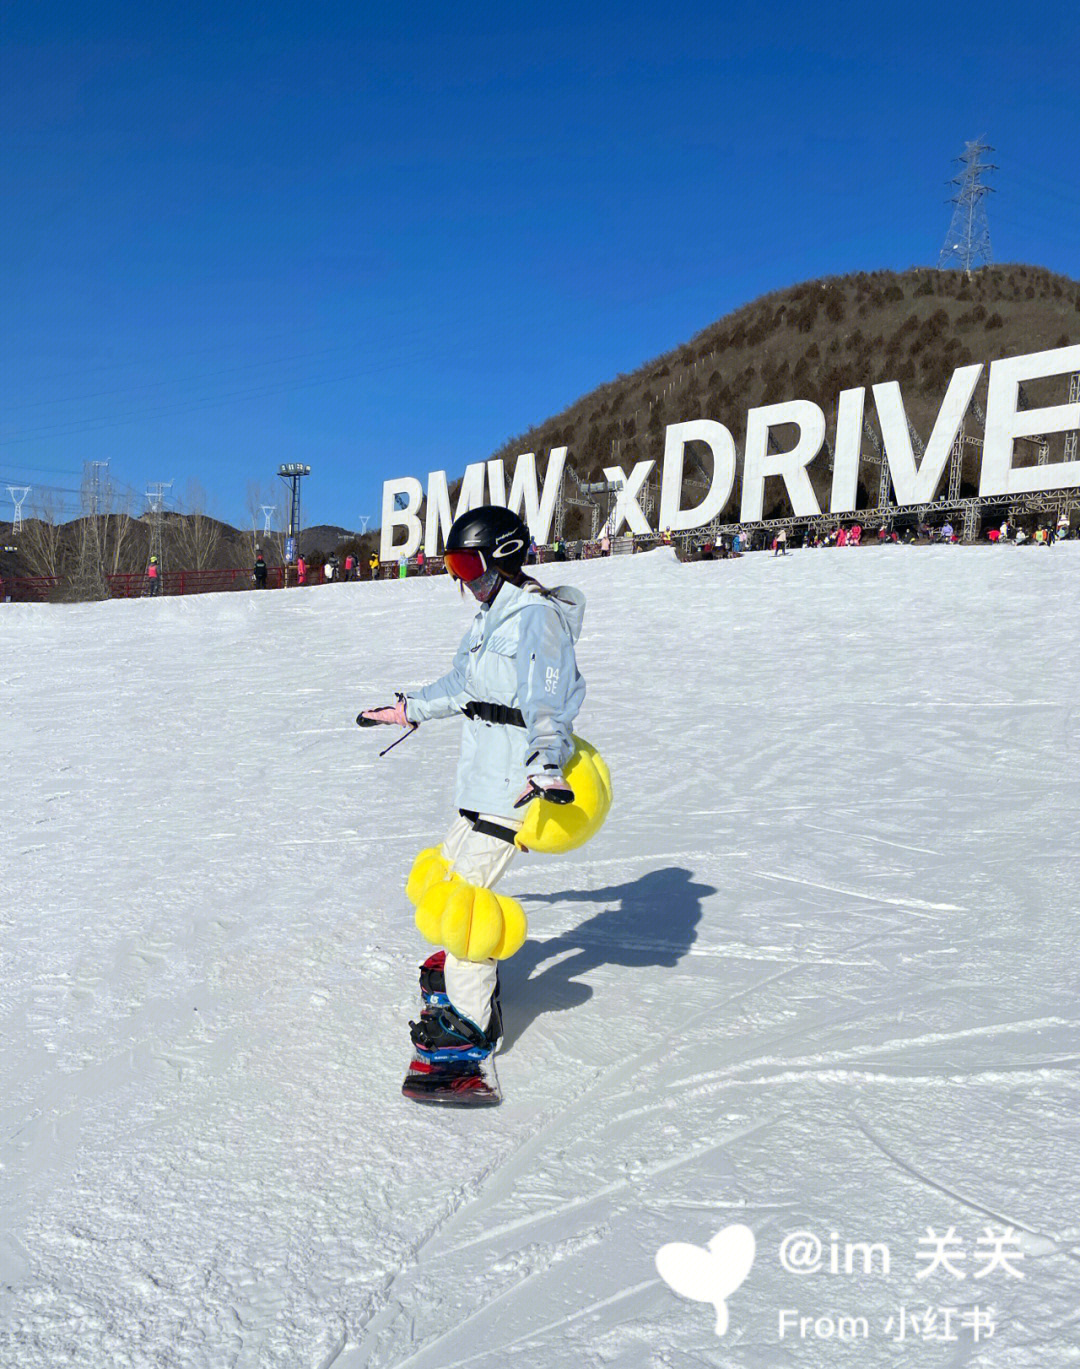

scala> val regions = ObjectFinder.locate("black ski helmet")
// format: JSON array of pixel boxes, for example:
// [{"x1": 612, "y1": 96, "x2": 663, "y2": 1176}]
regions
[{"x1": 445, "y1": 504, "x2": 530, "y2": 577}]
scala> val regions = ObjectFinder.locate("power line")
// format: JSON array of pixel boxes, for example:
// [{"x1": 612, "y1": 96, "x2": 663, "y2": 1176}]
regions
[
  {"x1": 2, "y1": 295, "x2": 451, "y2": 391},
  {"x1": 0, "y1": 478, "x2": 82, "y2": 497},
  {"x1": 0, "y1": 335, "x2": 489, "y2": 446},
  {"x1": 1, "y1": 321, "x2": 346, "y2": 389},
  {"x1": 0, "y1": 343, "x2": 356, "y2": 413}
]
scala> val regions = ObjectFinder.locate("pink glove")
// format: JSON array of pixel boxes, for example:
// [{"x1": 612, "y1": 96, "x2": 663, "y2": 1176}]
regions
[
  {"x1": 357, "y1": 697, "x2": 410, "y2": 727},
  {"x1": 514, "y1": 772, "x2": 575, "y2": 808}
]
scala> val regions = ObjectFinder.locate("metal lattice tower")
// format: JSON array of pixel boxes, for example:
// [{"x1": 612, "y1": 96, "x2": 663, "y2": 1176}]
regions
[
  {"x1": 947, "y1": 420, "x2": 966, "y2": 501},
  {"x1": 1064, "y1": 373, "x2": 1080, "y2": 466},
  {"x1": 938, "y1": 139, "x2": 996, "y2": 273},
  {"x1": 260, "y1": 504, "x2": 276, "y2": 534},
  {"x1": 7, "y1": 486, "x2": 29, "y2": 533},
  {"x1": 145, "y1": 482, "x2": 172, "y2": 566},
  {"x1": 86, "y1": 461, "x2": 111, "y2": 517},
  {"x1": 80, "y1": 461, "x2": 112, "y2": 591},
  {"x1": 860, "y1": 418, "x2": 894, "y2": 506},
  {"x1": 555, "y1": 464, "x2": 607, "y2": 540}
]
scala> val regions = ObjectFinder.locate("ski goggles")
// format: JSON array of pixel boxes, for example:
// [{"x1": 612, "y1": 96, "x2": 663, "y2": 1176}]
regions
[{"x1": 443, "y1": 548, "x2": 488, "y2": 582}]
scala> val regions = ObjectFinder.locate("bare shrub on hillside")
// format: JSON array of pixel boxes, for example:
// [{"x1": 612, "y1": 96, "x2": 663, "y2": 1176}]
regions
[
  {"x1": 19, "y1": 491, "x2": 69, "y2": 579},
  {"x1": 173, "y1": 481, "x2": 222, "y2": 571},
  {"x1": 101, "y1": 507, "x2": 140, "y2": 576}
]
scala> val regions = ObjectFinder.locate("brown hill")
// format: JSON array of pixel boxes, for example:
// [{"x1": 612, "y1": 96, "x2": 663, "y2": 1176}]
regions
[{"x1": 484, "y1": 264, "x2": 1079, "y2": 536}]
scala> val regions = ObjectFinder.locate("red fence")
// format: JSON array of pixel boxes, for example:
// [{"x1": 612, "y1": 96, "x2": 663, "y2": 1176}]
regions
[
  {"x1": 106, "y1": 566, "x2": 288, "y2": 598},
  {"x1": 4, "y1": 544, "x2": 610, "y2": 602},
  {"x1": 2, "y1": 565, "x2": 289, "y2": 604}
]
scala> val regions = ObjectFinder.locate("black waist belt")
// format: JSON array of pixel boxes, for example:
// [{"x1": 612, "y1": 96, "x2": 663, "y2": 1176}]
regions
[
  {"x1": 462, "y1": 700, "x2": 525, "y2": 728},
  {"x1": 459, "y1": 809, "x2": 520, "y2": 845}
]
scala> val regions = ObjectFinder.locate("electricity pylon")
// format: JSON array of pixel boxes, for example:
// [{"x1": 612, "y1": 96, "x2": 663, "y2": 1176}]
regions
[
  {"x1": 938, "y1": 139, "x2": 995, "y2": 274},
  {"x1": 7, "y1": 486, "x2": 29, "y2": 534}
]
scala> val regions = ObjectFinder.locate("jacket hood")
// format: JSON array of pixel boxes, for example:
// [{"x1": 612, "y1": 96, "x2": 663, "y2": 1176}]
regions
[
  {"x1": 483, "y1": 579, "x2": 586, "y2": 642},
  {"x1": 535, "y1": 583, "x2": 586, "y2": 642}
]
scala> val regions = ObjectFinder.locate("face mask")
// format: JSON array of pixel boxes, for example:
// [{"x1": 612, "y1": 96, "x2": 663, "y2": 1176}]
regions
[{"x1": 465, "y1": 567, "x2": 502, "y2": 602}]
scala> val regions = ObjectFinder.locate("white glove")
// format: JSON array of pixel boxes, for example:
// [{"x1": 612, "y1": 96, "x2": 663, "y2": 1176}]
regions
[{"x1": 514, "y1": 769, "x2": 574, "y2": 808}]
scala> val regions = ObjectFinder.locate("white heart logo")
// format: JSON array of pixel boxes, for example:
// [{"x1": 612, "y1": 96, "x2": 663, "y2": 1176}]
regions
[{"x1": 655, "y1": 1224, "x2": 756, "y2": 1336}]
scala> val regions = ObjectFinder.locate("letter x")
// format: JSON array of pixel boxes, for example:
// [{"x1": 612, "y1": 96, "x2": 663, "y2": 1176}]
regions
[{"x1": 603, "y1": 460, "x2": 656, "y2": 535}]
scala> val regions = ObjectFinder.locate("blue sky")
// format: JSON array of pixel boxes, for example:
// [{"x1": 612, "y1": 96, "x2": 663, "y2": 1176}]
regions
[{"x1": 2, "y1": 0, "x2": 1077, "y2": 531}]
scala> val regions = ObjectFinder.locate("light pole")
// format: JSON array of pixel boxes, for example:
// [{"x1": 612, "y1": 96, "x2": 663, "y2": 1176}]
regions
[{"x1": 277, "y1": 464, "x2": 311, "y2": 584}]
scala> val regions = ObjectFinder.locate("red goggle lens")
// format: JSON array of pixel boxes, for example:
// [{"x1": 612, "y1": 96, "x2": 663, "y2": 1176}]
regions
[{"x1": 444, "y1": 549, "x2": 487, "y2": 581}]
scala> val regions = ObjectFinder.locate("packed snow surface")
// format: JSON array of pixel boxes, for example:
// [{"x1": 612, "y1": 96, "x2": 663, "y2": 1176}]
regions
[{"x1": 2, "y1": 544, "x2": 1079, "y2": 1368}]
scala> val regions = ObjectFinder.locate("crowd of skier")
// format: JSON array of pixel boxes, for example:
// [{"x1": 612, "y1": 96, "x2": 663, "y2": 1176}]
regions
[
  {"x1": 243, "y1": 507, "x2": 1075, "y2": 590},
  {"x1": 700, "y1": 511, "x2": 1074, "y2": 560}
]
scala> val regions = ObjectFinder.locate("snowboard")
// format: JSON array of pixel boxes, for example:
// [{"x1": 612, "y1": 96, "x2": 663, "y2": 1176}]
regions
[{"x1": 401, "y1": 1050, "x2": 501, "y2": 1106}]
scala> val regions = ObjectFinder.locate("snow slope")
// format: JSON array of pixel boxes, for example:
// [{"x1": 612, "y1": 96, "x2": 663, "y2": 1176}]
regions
[{"x1": 2, "y1": 544, "x2": 1078, "y2": 1368}]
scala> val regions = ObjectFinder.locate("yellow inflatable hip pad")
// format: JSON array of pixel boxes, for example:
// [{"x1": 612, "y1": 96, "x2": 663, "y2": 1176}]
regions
[{"x1": 516, "y1": 736, "x2": 612, "y2": 854}]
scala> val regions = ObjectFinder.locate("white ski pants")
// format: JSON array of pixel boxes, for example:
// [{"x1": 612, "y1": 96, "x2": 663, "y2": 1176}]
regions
[{"x1": 439, "y1": 811, "x2": 521, "y2": 1033}]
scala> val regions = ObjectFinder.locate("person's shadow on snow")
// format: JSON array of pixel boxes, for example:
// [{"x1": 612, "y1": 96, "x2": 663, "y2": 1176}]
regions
[{"x1": 499, "y1": 866, "x2": 712, "y2": 1052}]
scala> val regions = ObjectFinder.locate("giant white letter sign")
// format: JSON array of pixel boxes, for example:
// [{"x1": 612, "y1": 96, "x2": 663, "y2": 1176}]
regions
[
  {"x1": 741, "y1": 400, "x2": 826, "y2": 523},
  {"x1": 380, "y1": 477, "x2": 424, "y2": 560},
  {"x1": 658, "y1": 421, "x2": 736, "y2": 532},
  {"x1": 602, "y1": 460, "x2": 656, "y2": 535},
  {"x1": 423, "y1": 462, "x2": 486, "y2": 557},
  {"x1": 486, "y1": 447, "x2": 568, "y2": 545},
  {"x1": 873, "y1": 364, "x2": 982, "y2": 506},
  {"x1": 979, "y1": 345, "x2": 1080, "y2": 497},
  {"x1": 830, "y1": 388, "x2": 866, "y2": 515}
]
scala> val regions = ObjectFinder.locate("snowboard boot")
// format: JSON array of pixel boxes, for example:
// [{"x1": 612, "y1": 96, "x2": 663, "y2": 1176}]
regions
[
  {"x1": 487, "y1": 971, "x2": 503, "y2": 1049},
  {"x1": 419, "y1": 950, "x2": 449, "y2": 1008},
  {"x1": 414, "y1": 956, "x2": 502, "y2": 1054}
]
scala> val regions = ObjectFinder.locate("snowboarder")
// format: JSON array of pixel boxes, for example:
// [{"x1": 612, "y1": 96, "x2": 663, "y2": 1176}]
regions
[
  {"x1": 358, "y1": 505, "x2": 590, "y2": 1105},
  {"x1": 253, "y1": 550, "x2": 268, "y2": 588}
]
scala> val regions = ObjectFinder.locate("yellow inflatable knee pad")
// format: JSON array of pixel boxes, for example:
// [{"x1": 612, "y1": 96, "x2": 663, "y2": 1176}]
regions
[
  {"x1": 515, "y1": 736, "x2": 612, "y2": 854},
  {"x1": 406, "y1": 846, "x2": 449, "y2": 905},
  {"x1": 414, "y1": 879, "x2": 527, "y2": 962}
]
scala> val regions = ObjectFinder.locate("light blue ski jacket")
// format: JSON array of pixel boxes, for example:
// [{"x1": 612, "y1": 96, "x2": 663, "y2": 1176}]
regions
[{"x1": 405, "y1": 580, "x2": 586, "y2": 819}]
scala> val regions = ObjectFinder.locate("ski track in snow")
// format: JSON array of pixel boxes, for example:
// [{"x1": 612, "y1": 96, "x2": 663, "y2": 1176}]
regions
[{"x1": 2, "y1": 544, "x2": 1079, "y2": 1368}]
